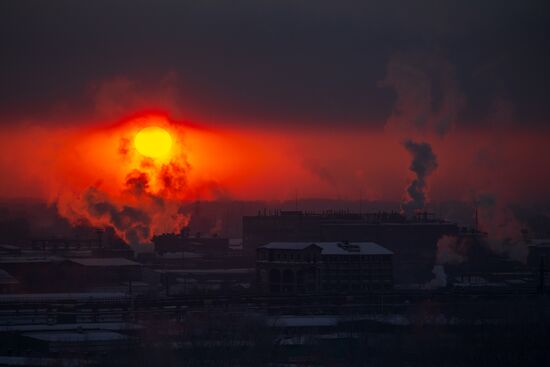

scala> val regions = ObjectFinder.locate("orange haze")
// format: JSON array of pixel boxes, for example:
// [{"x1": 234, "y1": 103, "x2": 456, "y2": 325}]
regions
[{"x1": 1, "y1": 112, "x2": 549, "y2": 245}]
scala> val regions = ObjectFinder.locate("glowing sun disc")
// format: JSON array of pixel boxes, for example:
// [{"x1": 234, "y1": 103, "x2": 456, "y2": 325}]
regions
[{"x1": 134, "y1": 126, "x2": 173, "y2": 158}]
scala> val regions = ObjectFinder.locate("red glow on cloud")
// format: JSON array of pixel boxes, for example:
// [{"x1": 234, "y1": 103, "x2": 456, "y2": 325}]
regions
[{"x1": 1, "y1": 109, "x2": 549, "y2": 247}]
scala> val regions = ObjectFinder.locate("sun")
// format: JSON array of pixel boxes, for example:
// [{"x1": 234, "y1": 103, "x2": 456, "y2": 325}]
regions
[{"x1": 134, "y1": 126, "x2": 173, "y2": 158}]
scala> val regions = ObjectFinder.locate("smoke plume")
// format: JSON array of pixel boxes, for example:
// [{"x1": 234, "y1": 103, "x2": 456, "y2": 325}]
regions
[
  {"x1": 381, "y1": 52, "x2": 462, "y2": 136},
  {"x1": 423, "y1": 265, "x2": 447, "y2": 289},
  {"x1": 82, "y1": 187, "x2": 152, "y2": 246},
  {"x1": 54, "y1": 124, "x2": 193, "y2": 251},
  {"x1": 401, "y1": 140, "x2": 438, "y2": 216},
  {"x1": 57, "y1": 164, "x2": 191, "y2": 251},
  {"x1": 436, "y1": 235, "x2": 467, "y2": 265}
]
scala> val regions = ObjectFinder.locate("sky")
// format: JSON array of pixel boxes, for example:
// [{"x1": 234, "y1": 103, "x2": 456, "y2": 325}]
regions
[
  {"x1": 1, "y1": 1, "x2": 549, "y2": 128},
  {"x1": 0, "y1": 1, "x2": 549, "y2": 244}
]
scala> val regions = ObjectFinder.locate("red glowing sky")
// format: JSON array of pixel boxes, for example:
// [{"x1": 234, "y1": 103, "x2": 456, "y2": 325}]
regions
[
  {"x1": 1, "y1": 2, "x2": 549, "y2": 250},
  {"x1": 0, "y1": 104, "x2": 549, "y2": 248},
  {"x1": 0, "y1": 111, "x2": 548, "y2": 205}
]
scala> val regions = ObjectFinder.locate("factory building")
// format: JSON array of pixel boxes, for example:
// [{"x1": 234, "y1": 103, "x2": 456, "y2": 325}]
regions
[
  {"x1": 527, "y1": 239, "x2": 550, "y2": 269},
  {"x1": 244, "y1": 210, "x2": 459, "y2": 284},
  {"x1": 526, "y1": 239, "x2": 550, "y2": 292},
  {"x1": 63, "y1": 258, "x2": 143, "y2": 289},
  {"x1": 0, "y1": 269, "x2": 19, "y2": 293},
  {"x1": 0, "y1": 256, "x2": 62, "y2": 292},
  {"x1": 256, "y1": 241, "x2": 393, "y2": 294},
  {"x1": 153, "y1": 233, "x2": 229, "y2": 257}
]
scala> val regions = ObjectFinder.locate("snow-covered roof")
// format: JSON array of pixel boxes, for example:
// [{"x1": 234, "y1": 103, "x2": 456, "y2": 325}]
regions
[
  {"x1": 529, "y1": 239, "x2": 550, "y2": 247},
  {"x1": 0, "y1": 256, "x2": 57, "y2": 264},
  {"x1": 23, "y1": 331, "x2": 128, "y2": 342},
  {"x1": 260, "y1": 242, "x2": 392, "y2": 255},
  {"x1": 0, "y1": 269, "x2": 19, "y2": 285},
  {"x1": 164, "y1": 268, "x2": 254, "y2": 275},
  {"x1": 229, "y1": 238, "x2": 243, "y2": 250},
  {"x1": 269, "y1": 315, "x2": 339, "y2": 327},
  {"x1": 68, "y1": 257, "x2": 140, "y2": 267},
  {"x1": 0, "y1": 292, "x2": 129, "y2": 303},
  {"x1": 0, "y1": 244, "x2": 21, "y2": 250},
  {"x1": 161, "y1": 251, "x2": 203, "y2": 259},
  {"x1": 0, "y1": 322, "x2": 142, "y2": 333},
  {"x1": 0, "y1": 356, "x2": 62, "y2": 366}
]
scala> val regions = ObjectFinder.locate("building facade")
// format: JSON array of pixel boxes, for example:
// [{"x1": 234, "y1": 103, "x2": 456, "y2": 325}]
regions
[
  {"x1": 245, "y1": 210, "x2": 458, "y2": 284},
  {"x1": 256, "y1": 241, "x2": 393, "y2": 294}
]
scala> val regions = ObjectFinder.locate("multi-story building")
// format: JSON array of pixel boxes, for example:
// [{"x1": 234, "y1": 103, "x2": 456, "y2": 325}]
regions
[
  {"x1": 527, "y1": 239, "x2": 550, "y2": 270},
  {"x1": 245, "y1": 210, "x2": 459, "y2": 283},
  {"x1": 527, "y1": 239, "x2": 550, "y2": 292},
  {"x1": 256, "y1": 241, "x2": 393, "y2": 294}
]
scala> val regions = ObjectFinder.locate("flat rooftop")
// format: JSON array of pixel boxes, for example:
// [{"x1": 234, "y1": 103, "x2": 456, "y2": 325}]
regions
[
  {"x1": 0, "y1": 292, "x2": 129, "y2": 303},
  {"x1": 529, "y1": 239, "x2": 550, "y2": 247},
  {"x1": 246, "y1": 210, "x2": 454, "y2": 225},
  {"x1": 0, "y1": 269, "x2": 19, "y2": 285},
  {"x1": 260, "y1": 242, "x2": 393, "y2": 255},
  {"x1": 23, "y1": 331, "x2": 128, "y2": 342},
  {"x1": 0, "y1": 256, "x2": 59, "y2": 264},
  {"x1": 163, "y1": 268, "x2": 254, "y2": 275},
  {"x1": 68, "y1": 258, "x2": 141, "y2": 267}
]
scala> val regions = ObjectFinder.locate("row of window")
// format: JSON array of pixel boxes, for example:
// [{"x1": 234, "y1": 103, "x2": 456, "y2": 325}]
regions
[
  {"x1": 259, "y1": 251, "x2": 391, "y2": 263},
  {"x1": 268, "y1": 282, "x2": 392, "y2": 293},
  {"x1": 323, "y1": 264, "x2": 391, "y2": 269},
  {"x1": 323, "y1": 255, "x2": 391, "y2": 263},
  {"x1": 321, "y1": 275, "x2": 392, "y2": 281},
  {"x1": 323, "y1": 268, "x2": 392, "y2": 273},
  {"x1": 321, "y1": 277, "x2": 392, "y2": 282}
]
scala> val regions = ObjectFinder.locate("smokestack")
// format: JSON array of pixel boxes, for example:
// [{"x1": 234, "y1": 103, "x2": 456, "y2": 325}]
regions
[{"x1": 401, "y1": 140, "x2": 438, "y2": 217}]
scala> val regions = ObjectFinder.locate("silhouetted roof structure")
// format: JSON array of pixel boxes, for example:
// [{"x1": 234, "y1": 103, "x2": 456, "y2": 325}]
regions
[
  {"x1": 0, "y1": 256, "x2": 59, "y2": 264},
  {"x1": 0, "y1": 269, "x2": 19, "y2": 285},
  {"x1": 23, "y1": 331, "x2": 128, "y2": 342},
  {"x1": 0, "y1": 292, "x2": 129, "y2": 303},
  {"x1": 261, "y1": 242, "x2": 393, "y2": 255},
  {"x1": 68, "y1": 258, "x2": 140, "y2": 267}
]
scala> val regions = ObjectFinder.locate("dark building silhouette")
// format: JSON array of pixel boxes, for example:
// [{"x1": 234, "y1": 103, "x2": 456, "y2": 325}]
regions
[
  {"x1": 0, "y1": 269, "x2": 19, "y2": 293},
  {"x1": 28, "y1": 229, "x2": 134, "y2": 259},
  {"x1": 244, "y1": 210, "x2": 458, "y2": 283},
  {"x1": 527, "y1": 239, "x2": 550, "y2": 269},
  {"x1": 0, "y1": 256, "x2": 61, "y2": 292},
  {"x1": 256, "y1": 241, "x2": 393, "y2": 294},
  {"x1": 63, "y1": 258, "x2": 142, "y2": 287},
  {"x1": 527, "y1": 239, "x2": 550, "y2": 292},
  {"x1": 153, "y1": 233, "x2": 229, "y2": 257},
  {"x1": 0, "y1": 256, "x2": 142, "y2": 293}
]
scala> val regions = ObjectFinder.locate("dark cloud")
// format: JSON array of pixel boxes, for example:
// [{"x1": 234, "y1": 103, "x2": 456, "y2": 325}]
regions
[
  {"x1": 381, "y1": 51, "x2": 462, "y2": 135},
  {"x1": 158, "y1": 161, "x2": 190, "y2": 196},
  {"x1": 477, "y1": 193, "x2": 497, "y2": 209},
  {"x1": 124, "y1": 170, "x2": 151, "y2": 197},
  {"x1": 0, "y1": 1, "x2": 549, "y2": 128}
]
